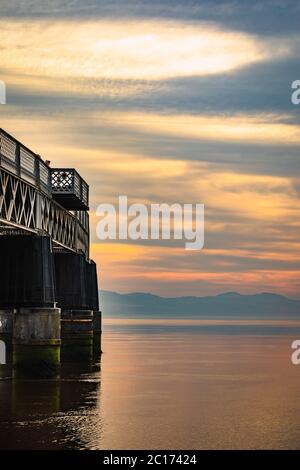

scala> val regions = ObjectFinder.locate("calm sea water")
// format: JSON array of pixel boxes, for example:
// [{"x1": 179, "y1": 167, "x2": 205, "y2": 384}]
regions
[{"x1": 1, "y1": 318, "x2": 300, "y2": 450}]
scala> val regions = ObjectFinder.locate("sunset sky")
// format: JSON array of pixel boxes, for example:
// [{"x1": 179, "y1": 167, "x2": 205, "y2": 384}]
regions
[{"x1": 0, "y1": 0, "x2": 299, "y2": 298}]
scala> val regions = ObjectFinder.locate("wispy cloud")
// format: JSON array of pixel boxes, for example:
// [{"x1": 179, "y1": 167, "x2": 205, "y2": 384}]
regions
[
  {"x1": 93, "y1": 111, "x2": 300, "y2": 145},
  {"x1": 1, "y1": 5, "x2": 299, "y2": 297},
  {"x1": 0, "y1": 19, "x2": 296, "y2": 84}
]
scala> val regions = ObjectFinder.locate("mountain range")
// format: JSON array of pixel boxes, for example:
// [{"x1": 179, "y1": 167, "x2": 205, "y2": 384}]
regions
[{"x1": 100, "y1": 291, "x2": 300, "y2": 318}]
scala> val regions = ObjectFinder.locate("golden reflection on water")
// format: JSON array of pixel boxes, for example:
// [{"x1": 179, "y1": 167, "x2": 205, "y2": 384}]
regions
[
  {"x1": 1, "y1": 319, "x2": 300, "y2": 449},
  {"x1": 99, "y1": 320, "x2": 300, "y2": 450}
]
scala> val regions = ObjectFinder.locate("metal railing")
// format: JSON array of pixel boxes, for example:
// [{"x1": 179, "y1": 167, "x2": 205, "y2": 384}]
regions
[
  {"x1": 0, "y1": 130, "x2": 90, "y2": 258},
  {"x1": 0, "y1": 128, "x2": 51, "y2": 195},
  {"x1": 51, "y1": 168, "x2": 89, "y2": 209}
]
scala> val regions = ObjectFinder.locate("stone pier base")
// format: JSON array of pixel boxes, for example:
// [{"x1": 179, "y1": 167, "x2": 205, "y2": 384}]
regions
[
  {"x1": 93, "y1": 333, "x2": 102, "y2": 361},
  {"x1": 93, "y1": 311, "x2": 102, "y2": 334},
  {"x1": 13, "y1": 307, "x2": 61, "y2": 378},
  {"x1": 61, "y1": 310, "x2": 93, "y2": 362},
  {"x1": 0, "y1": 310, "x2": 14, "y2": 335},
  {"x1": 92, "y1": 311, "x2": 102, "y2": 359},
  {"x1": 0, "y1": 310, "x2": 14, "y2": 353}
]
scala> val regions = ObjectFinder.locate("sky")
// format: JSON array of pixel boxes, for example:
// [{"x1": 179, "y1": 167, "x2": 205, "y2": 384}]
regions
[{"x1": 0, "y1": 0, "x2": 299, "y2": 298}]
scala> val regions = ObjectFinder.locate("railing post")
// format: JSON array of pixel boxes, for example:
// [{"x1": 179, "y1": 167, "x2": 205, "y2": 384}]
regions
[
  {"x1": 15, "y1": 143, "x2": 21, "y2": 177},
  {"x1": 35, "y1": 156, "x2": 40, "y2": 188},
  {"x1": 74, "y1": 215, "x2": 79, "y2": 252},
  {"x1": 35, "y1": 191, "x2": 42, "y2": 231}
]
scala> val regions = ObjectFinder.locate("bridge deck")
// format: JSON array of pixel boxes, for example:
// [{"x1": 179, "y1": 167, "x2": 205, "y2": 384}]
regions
[{"x1": 0, "y1": 129, "x2": 89, "y2": 258}]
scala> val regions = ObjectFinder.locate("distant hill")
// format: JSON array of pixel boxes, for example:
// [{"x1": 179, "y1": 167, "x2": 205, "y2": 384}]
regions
[{"x1": 100, "y1": 291, "x2": 300, "y2": 318}]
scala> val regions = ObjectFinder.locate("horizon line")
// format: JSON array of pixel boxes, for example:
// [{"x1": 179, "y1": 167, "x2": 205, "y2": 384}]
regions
[{"x1": 100, "y1": 290, "x2": 300, "y2": 301}]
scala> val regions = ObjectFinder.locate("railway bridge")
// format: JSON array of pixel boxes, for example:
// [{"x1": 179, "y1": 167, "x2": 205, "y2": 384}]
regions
[{"x1": 0, "y1": 128, "x2": 101, "y2": 376}]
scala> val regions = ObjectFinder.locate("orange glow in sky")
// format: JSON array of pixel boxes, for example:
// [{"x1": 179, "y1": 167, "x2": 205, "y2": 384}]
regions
[{"x1": 1, "y1": 16, "x2": 299, "y2": 298}]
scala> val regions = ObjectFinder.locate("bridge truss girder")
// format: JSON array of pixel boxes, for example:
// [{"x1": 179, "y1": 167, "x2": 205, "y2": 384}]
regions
[{"x1": 0, "y1": 167, "x2": 89, "y2": 258}]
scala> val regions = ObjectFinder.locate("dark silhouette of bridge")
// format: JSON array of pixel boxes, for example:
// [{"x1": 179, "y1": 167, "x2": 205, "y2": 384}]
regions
[
  {"x1": 0, "y1": 128, "x2": 101, "y2": 377},
  {"x1": 0, "y1": 128, "x2": 89, "y2": 256}
]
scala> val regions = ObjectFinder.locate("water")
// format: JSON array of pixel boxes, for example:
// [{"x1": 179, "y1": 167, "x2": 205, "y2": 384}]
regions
[{"x1": 1, "y1": 318, "x2": 300, "y2": 449}]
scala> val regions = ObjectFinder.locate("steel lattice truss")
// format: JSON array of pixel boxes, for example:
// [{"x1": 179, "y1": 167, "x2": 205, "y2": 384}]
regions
[{"x1": 0, "y1": 167, "x2": 89, "y2": 257}]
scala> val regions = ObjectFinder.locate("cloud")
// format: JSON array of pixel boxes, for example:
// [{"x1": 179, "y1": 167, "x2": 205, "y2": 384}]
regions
[
  {"x1": 1, "y1": 1, "x2": 300, "y2": 38},
  {"x1": 92, "y1": 110, "x2": 300, "y2": 146},
  {"x1": 1, "y1": 108, "x2": 299, "y2": 297},
  {"x1": 0, "y1": 19, "x2": 296, "y2": 84},
  {"x1": 91, "y1": 243, "x2": 300, "y2": 297},
  {"x1": 0, "y1": 9, "x2": 299, "y2": 298}
]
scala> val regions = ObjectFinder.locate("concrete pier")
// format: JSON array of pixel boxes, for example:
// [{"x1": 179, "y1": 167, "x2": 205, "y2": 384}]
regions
[
  {"x1": 0, "y1": 310, "x2": 14, "y2": 369},
  {"x1": 13, "y1": 307, "x2": 61, "y2": 378},
  {"x1": 86, "y1": 260, "x2": 102, "y2": 358},
  {"x1": 61, "y1": 309, "x2": 93, "y2": 337},
  {"x1": 0, "y1": 235, "x2": 101, "y2": 375},
  {"x1": 0, "y1": 309, "x2": 14, "y2": 339},
  {"x1": 92, "y1": 311, "x2": 102, "y2": 359},
  {"x1": 0, "y1": 129, "x2": 101, "y2": 377},
  {"x1": 0, "y1": 235, "x2": 57, "y2": 309},
  {"x1": 93, "y1": 311, "x2": 102, "y2": 334},
  {"x1": 54, "y1": 252, "x2": 101, "y2": 362},
  {"x1": 61, "y1": 310, "x2": 93, "y2": 362},
  {"x1": 54, "y1": 252, "x2": 89, "y2": 310},
  {"x1": 0, "y1": 235, "x2": 61, "y2": 378}
]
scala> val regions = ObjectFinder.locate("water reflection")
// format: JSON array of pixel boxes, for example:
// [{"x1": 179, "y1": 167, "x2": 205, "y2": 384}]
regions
[
  {"x1": 1, "y1": 319, "x2": 300, "y2": 449},
  {"x1": 99, "y1": 320, "x2": 300, "y2": 450},
  {"x1": 0, "y1": 335, "x2": 102, "y2": 450}
]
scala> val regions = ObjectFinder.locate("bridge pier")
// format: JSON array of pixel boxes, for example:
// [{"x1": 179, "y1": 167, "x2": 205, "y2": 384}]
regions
[
  {"x1": 92, "y1": 311, "x2": 102, "y2": 360},
  {"x1": 86, "y1": 260, "x2": 102, "y2": 358},
  {"x1": 0, "y1": 309, "x2": 14, "y2": 364},
  {"x1": 0, "y1": 309, "x2": 14, "y2": 339},
  {"x1": 13, "y1": 307, "x2": 61, "y2": 378},
  {"x1": 54, "y1": 252, "x2": 100, "y2": 362},
  {"x1": 0, "y1": 234, "x2": 61, "y2": 377},
  {"x1": 0, "y1": 129, "x2": 101, "y2": 376},
  {"x1": 61, "y1": 310, "x2": 94, "y2": 362}
]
